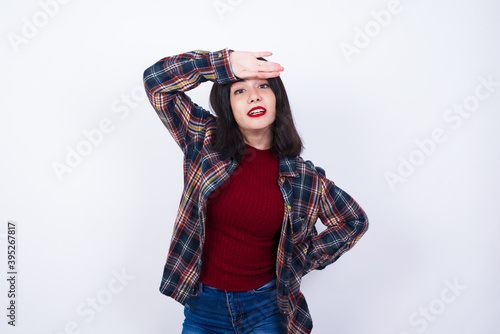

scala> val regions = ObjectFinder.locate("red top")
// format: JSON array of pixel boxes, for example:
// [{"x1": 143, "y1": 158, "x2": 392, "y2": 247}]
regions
[{"x1": 199, "y1": 144, "x2": 284, "y2": 291}]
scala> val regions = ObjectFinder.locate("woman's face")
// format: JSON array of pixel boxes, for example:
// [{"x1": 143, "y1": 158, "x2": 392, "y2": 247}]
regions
[{"x1": 229, "y1": 79, "x2": 276, "y2": 142}]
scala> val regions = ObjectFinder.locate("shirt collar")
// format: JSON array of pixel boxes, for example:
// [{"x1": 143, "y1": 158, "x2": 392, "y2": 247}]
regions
[{"x1": 279, "y1": 156, "x2": 299, "y2": 178}]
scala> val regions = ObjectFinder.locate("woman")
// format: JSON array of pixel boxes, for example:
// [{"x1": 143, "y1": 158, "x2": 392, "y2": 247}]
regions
[{"x1": 143, "y1": 48, "x2": 369, "y2": 334}]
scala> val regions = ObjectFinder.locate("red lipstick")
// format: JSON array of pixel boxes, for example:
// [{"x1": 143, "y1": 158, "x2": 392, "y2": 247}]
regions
[{"x1": 247, "y1": 106, "x2": 267, "y2": 118}]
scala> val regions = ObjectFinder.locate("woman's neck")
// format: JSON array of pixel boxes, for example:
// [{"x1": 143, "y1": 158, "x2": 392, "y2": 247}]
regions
[{"x1": 241, "y1": 130, "x2": 272, "y2": 150}]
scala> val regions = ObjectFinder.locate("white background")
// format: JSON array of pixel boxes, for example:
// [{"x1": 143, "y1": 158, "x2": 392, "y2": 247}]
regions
[{"x1": 1, "y1": 0, "x2": 499, "y2": 333}]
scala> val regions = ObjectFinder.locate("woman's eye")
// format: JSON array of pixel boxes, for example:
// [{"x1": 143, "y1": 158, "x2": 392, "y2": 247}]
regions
[
  {"x1": 234, "y1": 89, "x2": 244, "y2": 94},
  {"x1": 259, "y1": 84, "x2": 269, "y2": 88}
]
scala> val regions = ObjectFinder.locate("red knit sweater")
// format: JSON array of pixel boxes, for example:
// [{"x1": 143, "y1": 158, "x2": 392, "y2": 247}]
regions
[{"x1": 198, "y1": 144, "x2": 284, "y2": 291}]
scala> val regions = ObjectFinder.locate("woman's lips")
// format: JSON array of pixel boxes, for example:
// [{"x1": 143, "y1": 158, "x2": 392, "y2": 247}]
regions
[{"x1": 247, "y1": 106, "x2": 267, "y2": 118}]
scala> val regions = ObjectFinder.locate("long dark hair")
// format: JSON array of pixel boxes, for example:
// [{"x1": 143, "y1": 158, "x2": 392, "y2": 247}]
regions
[{"x1": 209, "y1": 73, "x2": 303, "y2": 162}]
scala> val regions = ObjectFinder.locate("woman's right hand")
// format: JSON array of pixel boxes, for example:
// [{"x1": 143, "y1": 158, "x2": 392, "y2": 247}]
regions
[{"x1": 228, "y1": 51, "x2": 284, "y2": 79}]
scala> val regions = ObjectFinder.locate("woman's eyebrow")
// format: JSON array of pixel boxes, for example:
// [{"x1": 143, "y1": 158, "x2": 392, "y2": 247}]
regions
[{"x1": 231, "y1": 82, "x2": 246, "y2": 90}]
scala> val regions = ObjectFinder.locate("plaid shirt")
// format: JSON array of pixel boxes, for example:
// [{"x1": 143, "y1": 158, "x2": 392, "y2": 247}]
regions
[{"x1": 143, "y1": 48, "x2": 369, "y2": 334}]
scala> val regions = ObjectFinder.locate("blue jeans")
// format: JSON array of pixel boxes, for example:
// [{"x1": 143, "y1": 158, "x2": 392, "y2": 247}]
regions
[{"x1": 182, "y1": 278, "x2": 283, "y2": 334}]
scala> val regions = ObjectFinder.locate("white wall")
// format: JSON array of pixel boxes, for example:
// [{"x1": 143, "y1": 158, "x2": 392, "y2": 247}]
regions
[{"x1": 1, "y1": 0, "x2": 499, "y2": 333}]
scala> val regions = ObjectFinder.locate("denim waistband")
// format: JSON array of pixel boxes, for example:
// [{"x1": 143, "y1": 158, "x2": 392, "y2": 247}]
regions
[{"x1": 195, "y1": 278, "x2": 277, "y2": 294}]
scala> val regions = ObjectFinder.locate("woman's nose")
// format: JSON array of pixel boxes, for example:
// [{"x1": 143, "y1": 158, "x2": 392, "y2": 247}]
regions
[{"x1": 248, "y1": 88, "x2": 261, "y2": 103}]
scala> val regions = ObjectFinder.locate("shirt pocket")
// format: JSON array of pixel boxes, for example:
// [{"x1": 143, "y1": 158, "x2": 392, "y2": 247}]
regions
[{"x1": 291, "y1": 216, "x2": 309, "y2": 244}]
